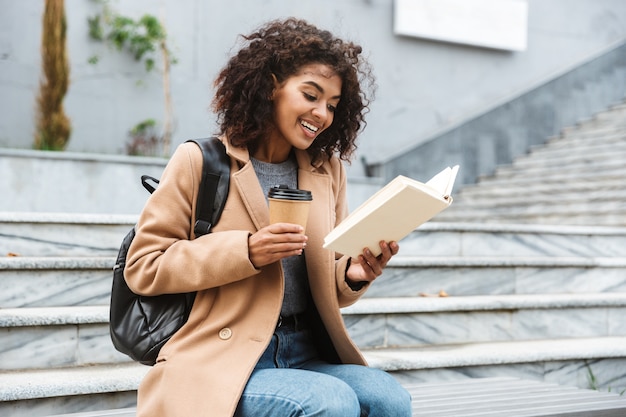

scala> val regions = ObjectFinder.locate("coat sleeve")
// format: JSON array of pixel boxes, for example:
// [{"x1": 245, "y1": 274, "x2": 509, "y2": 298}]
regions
[
  {"x1": 326, "y1": 157, "x2": 370, "y2": 306},
  {"x1": 124, "y1": 142, "x2": 259, "y2": 295}
]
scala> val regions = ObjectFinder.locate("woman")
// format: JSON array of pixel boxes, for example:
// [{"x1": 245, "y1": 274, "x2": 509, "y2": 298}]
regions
[{"x1": 126, "y1": 18, "x2": 412, "y2": 417}]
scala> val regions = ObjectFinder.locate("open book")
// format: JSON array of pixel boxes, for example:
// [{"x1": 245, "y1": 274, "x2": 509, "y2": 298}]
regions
[{"x1": 323, "y1": 165, "x2": 459, "y2": 258}]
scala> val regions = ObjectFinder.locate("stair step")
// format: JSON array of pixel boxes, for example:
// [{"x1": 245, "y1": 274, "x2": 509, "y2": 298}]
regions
[
  {"x1": 0, "y1": 305, "x2": 108, "y2": 327},
  {"x1": 405, "y1": 377, "x2": 626, "y2": 417},
  {"x1": 370, "y1": 256, "x2": 626, "y2": 297},
  {"x1": 563, "y1": 124, "x2": 626, "y2": 138},
  {"x1": 3, "y1": 292, "x2": 625, "y2": 371},
  {"x1": 344, "y1": 293, "x2": 626, "y2": 314},
  {"x1": 3, "y1": 338, "x2": 623, "y2": 416},
  {"x1": 42, "y1": 377, "x2": 626, "y2": 417},
  {"x1": 447, "y1": 199, "x2": 626, "y2": 213},
  {"x1": 364, "y1": 337, "x2": 626, "y2": 373},
  {"x1": 453, "y1": 178, "x2": 625, "y2": 200},
  {"x1": 514, "y1": 141, "x2": 626, "y2": 167},
  {"x1": 565, "y1": 108, "x2": 626, "y2": 131},
  {"x1": 436, "y1": 205, "x2": 626, "y2": 226},
  {"x1": 342, "y1": 294, "x2": 626, "y2": 348},
  {"x1": 450, "y1": 188, "x2": 626, "y2": 209},
  {"x1": 445, "y1": 200, "x2": 626, "y2": 219},
  {"x1": 474, "y1": 169, "x2": 626, "y2": 187},
  {"x1": 0, "y1": 257, "x2": 114, "y2": 308},
  {"x1": 0, "y1": 363, "x2": 147, "y2": 402},
  {"x1": 493, "y1": 157, "x2": 625, "y2": 178},
  {"x1": 531, "y1": 130, "x2": 625, "y2": 152},
  {"x1": 3, "y1": 252, "x2": 625, "y2": 310},
  {"x1": 0, "y1": 213, "x2": 134, "y2": 257},
  {"x1": 0, "y1": 306, "x2": 128, "y2": 371},
  {"x1": 49, "y1": 409, "x2": 136, "y2": 417},
  {"x1": 401, "y1": 223, "x2": 626, "y2": 258}
]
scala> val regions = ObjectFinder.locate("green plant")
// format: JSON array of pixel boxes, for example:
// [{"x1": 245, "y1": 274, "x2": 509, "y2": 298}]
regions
[
  {"x1": 35, "y1": 0, "x2": 71, "y2": 151},
  {"x1": 586, "y1": 362, "x2": 599, "y2": 391},
  {"x1": 126, "y1": 118, "x2": 160, "y2": 156},
  {"x1": 586, "y1": 361, "x2": 626, "y2": 395},
  {"x1": 87, "y1": 1, "x2": 176, "y2": 156}
]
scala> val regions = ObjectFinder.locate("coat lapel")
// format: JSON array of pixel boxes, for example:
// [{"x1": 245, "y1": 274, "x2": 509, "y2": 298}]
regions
[
  {"x1": 225, "y1": 138, "x2": 270, "y2": 231},
  {"x1": 232, "y1": 163, "x2": 269, "y2": 231}
]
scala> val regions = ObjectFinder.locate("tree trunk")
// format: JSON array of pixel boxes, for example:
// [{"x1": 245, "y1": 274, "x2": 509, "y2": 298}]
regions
[{"x1": 35, "y1": 0, "x2": 71, "y2": 151}]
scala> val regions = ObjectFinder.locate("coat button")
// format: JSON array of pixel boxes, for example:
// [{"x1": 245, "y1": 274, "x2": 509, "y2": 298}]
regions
[{"x1": 219, "y1": 328, "x2": 232, "y2": 340}]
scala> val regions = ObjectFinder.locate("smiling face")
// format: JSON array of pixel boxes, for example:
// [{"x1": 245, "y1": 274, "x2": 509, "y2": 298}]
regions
[{"x1": 258, "y1": 63, "x2": 342, "y2": 162}]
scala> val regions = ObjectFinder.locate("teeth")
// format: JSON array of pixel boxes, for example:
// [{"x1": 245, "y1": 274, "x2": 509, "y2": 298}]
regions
[{"x1": 301, "y1": 120, "x2": 318, "y2": 133}]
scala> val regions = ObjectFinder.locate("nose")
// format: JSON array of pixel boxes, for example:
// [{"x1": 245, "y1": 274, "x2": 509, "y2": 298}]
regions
[{"x1": 311, "y1": 103, "x2": 329, "y2": 124}]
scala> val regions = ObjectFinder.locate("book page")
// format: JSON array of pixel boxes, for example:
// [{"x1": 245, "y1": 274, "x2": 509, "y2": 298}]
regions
[{"x1": 425, "y1": 165, "x2": 459, "y2": 196}]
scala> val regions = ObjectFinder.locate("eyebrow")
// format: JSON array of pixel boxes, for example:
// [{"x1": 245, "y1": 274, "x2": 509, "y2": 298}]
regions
[{"x1": 303, "y1": 81, "x2": 341, "y2": 100}]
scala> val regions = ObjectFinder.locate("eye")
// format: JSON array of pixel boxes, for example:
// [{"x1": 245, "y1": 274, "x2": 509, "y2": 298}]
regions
[
  {"x1": 303, "y1": 92, "x2": 316, "y2": 102},
  {"x1": 327, "y1": 104, "x2": 337, "y2": 113}
]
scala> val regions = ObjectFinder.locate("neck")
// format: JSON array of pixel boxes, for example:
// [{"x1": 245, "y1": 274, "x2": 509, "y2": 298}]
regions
[{"x1": 252, "y1": 138, "x2": 292, "y2": 163}]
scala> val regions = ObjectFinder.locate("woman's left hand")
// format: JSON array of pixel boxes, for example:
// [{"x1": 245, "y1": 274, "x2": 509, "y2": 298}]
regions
[{"x1": 346, "y1": 240, "x2": 399, "y2": 284}]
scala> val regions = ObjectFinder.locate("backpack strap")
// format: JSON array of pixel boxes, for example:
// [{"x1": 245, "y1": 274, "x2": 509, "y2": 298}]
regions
[
  {"x1": 186, "y1": 138, "x2": 231, "y2": 236},
  {"x1": 141, "y1": 175, "x2": 160, "y2": 194}
]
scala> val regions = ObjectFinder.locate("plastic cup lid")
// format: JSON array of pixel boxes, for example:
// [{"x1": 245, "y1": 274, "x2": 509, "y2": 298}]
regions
[{"x1": 268, "y1": 185, "x2": 312, "y2": 201}]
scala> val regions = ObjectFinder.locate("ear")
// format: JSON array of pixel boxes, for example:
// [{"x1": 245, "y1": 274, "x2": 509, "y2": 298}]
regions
[{"x1": 268, "y1": 74, "x2": 280, "y2": 101}]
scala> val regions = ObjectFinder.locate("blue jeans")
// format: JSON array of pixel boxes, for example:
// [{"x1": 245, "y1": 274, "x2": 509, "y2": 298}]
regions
[{"x1": 234, "y1": 324, "x2": 412, "y2": 417}]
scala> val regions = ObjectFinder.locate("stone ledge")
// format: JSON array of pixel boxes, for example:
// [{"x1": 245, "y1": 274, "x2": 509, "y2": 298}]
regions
[
  {"x1": 0, "y1": 257, "x2": 115, "y2": 270},
  {"x1": 3, "y1": 213, "x2": 626, "y2": 235},
  {"x1": 0, "y1": 212, "x2": 137, "y2": 225},
  {"x1": 43, "y1": 377, "x2": 626, "y2": 417},
  {"x1": 0, "y1": 306, "x2": 109, "y2": 327},
  {"x1": 0, "y1": 363, "x2": 148, "y2": 402},
  {"x1": 404, "y1": 377, "x2": 626, "y2": 416},
  {"x1": 342, "y1": 293, "x2": 626, "y2": 315},
  {"x1": 3, "y1": 338, "x2": 625, "y2": 402},
  {"x1": 0, "y1": 148, "x2": 167, "y2": 166},
  {"x1": 5, "y1": 292, "x2": 626, "y2": 327},
  {"x1": 418, "y1": 222, "x2": 626, "y2": 235},
  {"x1": 49, "y1": 409, "x2": 136, "y2": 417},
  {"x1": 364, "y1": 337, "x2": 626, "y2": 371},
  {"x1": 4, "y1": 254, "x2": 624, "y2": 271},
  {"x1": 388, "y1": 255, "x2": 626, "y2": 268}
]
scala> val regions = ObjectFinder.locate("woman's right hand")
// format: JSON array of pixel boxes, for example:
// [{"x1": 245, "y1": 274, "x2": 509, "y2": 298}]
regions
[{"x1": 248, "y1": 223, "x2": 308, "y2": 268}]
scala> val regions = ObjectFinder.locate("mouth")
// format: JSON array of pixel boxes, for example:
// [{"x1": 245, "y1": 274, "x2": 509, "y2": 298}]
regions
[{"x1": 300, "y1": 120, "x2": 319, "y2": 135}]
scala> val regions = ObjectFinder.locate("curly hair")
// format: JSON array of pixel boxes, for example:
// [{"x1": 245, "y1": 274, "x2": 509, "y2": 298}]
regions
[{"x1": 212, "y1": 18, "x2": 375, "y2": 164}]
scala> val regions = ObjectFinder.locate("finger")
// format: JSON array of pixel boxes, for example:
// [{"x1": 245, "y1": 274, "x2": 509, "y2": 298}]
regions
[
  {"x1": 268, "y1": 222, "x2": 305, "y2": 234},
  {"x1": 362, "y1": 249, "x2": 383, "y2": 276},
  {"x1": 377, "y1": 241, "x2": 398, "y2": 267},
  {"x1": 389, "y1": 241, "x2": 399, "y2": 256},
  {"x1": 267, "y1": 226, "x2": 308, "y2": 244},
  {"x1": 269, "y1": 241, "x2": 306, "y2": 255},
  {"x1": 378, "y1": 241, "x2": 391, "y2": 259}
]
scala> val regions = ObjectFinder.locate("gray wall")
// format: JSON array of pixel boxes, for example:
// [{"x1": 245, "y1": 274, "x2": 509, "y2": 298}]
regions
[
  {"x1": 381, "y1": 40, "x2": 626, "y2": 186},
  {"x1": 1, "y1": 0, "x2": 626, "y2": 178}
]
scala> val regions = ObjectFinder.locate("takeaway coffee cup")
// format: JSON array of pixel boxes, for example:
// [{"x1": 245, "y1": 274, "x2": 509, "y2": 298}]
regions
[{"x1": 268, "y1": 185, "x2": 313, "y2": 232}]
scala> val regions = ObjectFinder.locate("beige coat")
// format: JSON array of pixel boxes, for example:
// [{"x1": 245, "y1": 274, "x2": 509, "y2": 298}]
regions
[{"x1": 125, "y1": 138, "x2": 369, "y2": 417}]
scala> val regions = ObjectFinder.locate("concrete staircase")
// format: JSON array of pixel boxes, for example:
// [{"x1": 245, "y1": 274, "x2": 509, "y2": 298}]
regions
[
  {"x1": 0, "y1": 214, "x2": 143, "y2": 416},
  {"x1": 1, "y1": 214, "x2": 626, "y2": 416},
  {"x1": 435, "y1": 100, "x2": 626, "y2": 225},
  {"x1": 344, "y1": 222, "x2": 626, "y2": 390},
  {"x1": 1, "y1": 101, "x2": 626, "y2": 416}
]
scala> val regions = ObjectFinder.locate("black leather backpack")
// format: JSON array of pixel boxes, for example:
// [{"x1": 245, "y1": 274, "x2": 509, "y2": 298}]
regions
[{"x1": 109, "y1": 138, "x2": 230, "y2": 366}]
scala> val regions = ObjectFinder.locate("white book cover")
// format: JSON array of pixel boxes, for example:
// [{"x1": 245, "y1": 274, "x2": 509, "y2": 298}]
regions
[{"x1": 323, "y1": 165, "x2": 459, "y2": 258}]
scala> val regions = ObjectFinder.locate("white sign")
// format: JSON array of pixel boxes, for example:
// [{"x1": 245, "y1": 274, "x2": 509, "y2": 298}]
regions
[{"x1": 394, "y1": 0, "x2": 528, "y2": 51}]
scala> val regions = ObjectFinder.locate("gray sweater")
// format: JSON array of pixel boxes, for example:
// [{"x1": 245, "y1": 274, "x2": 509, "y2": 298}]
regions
[{"x1": 251, "y1": 155, "x2": 309, "y2": 317}]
